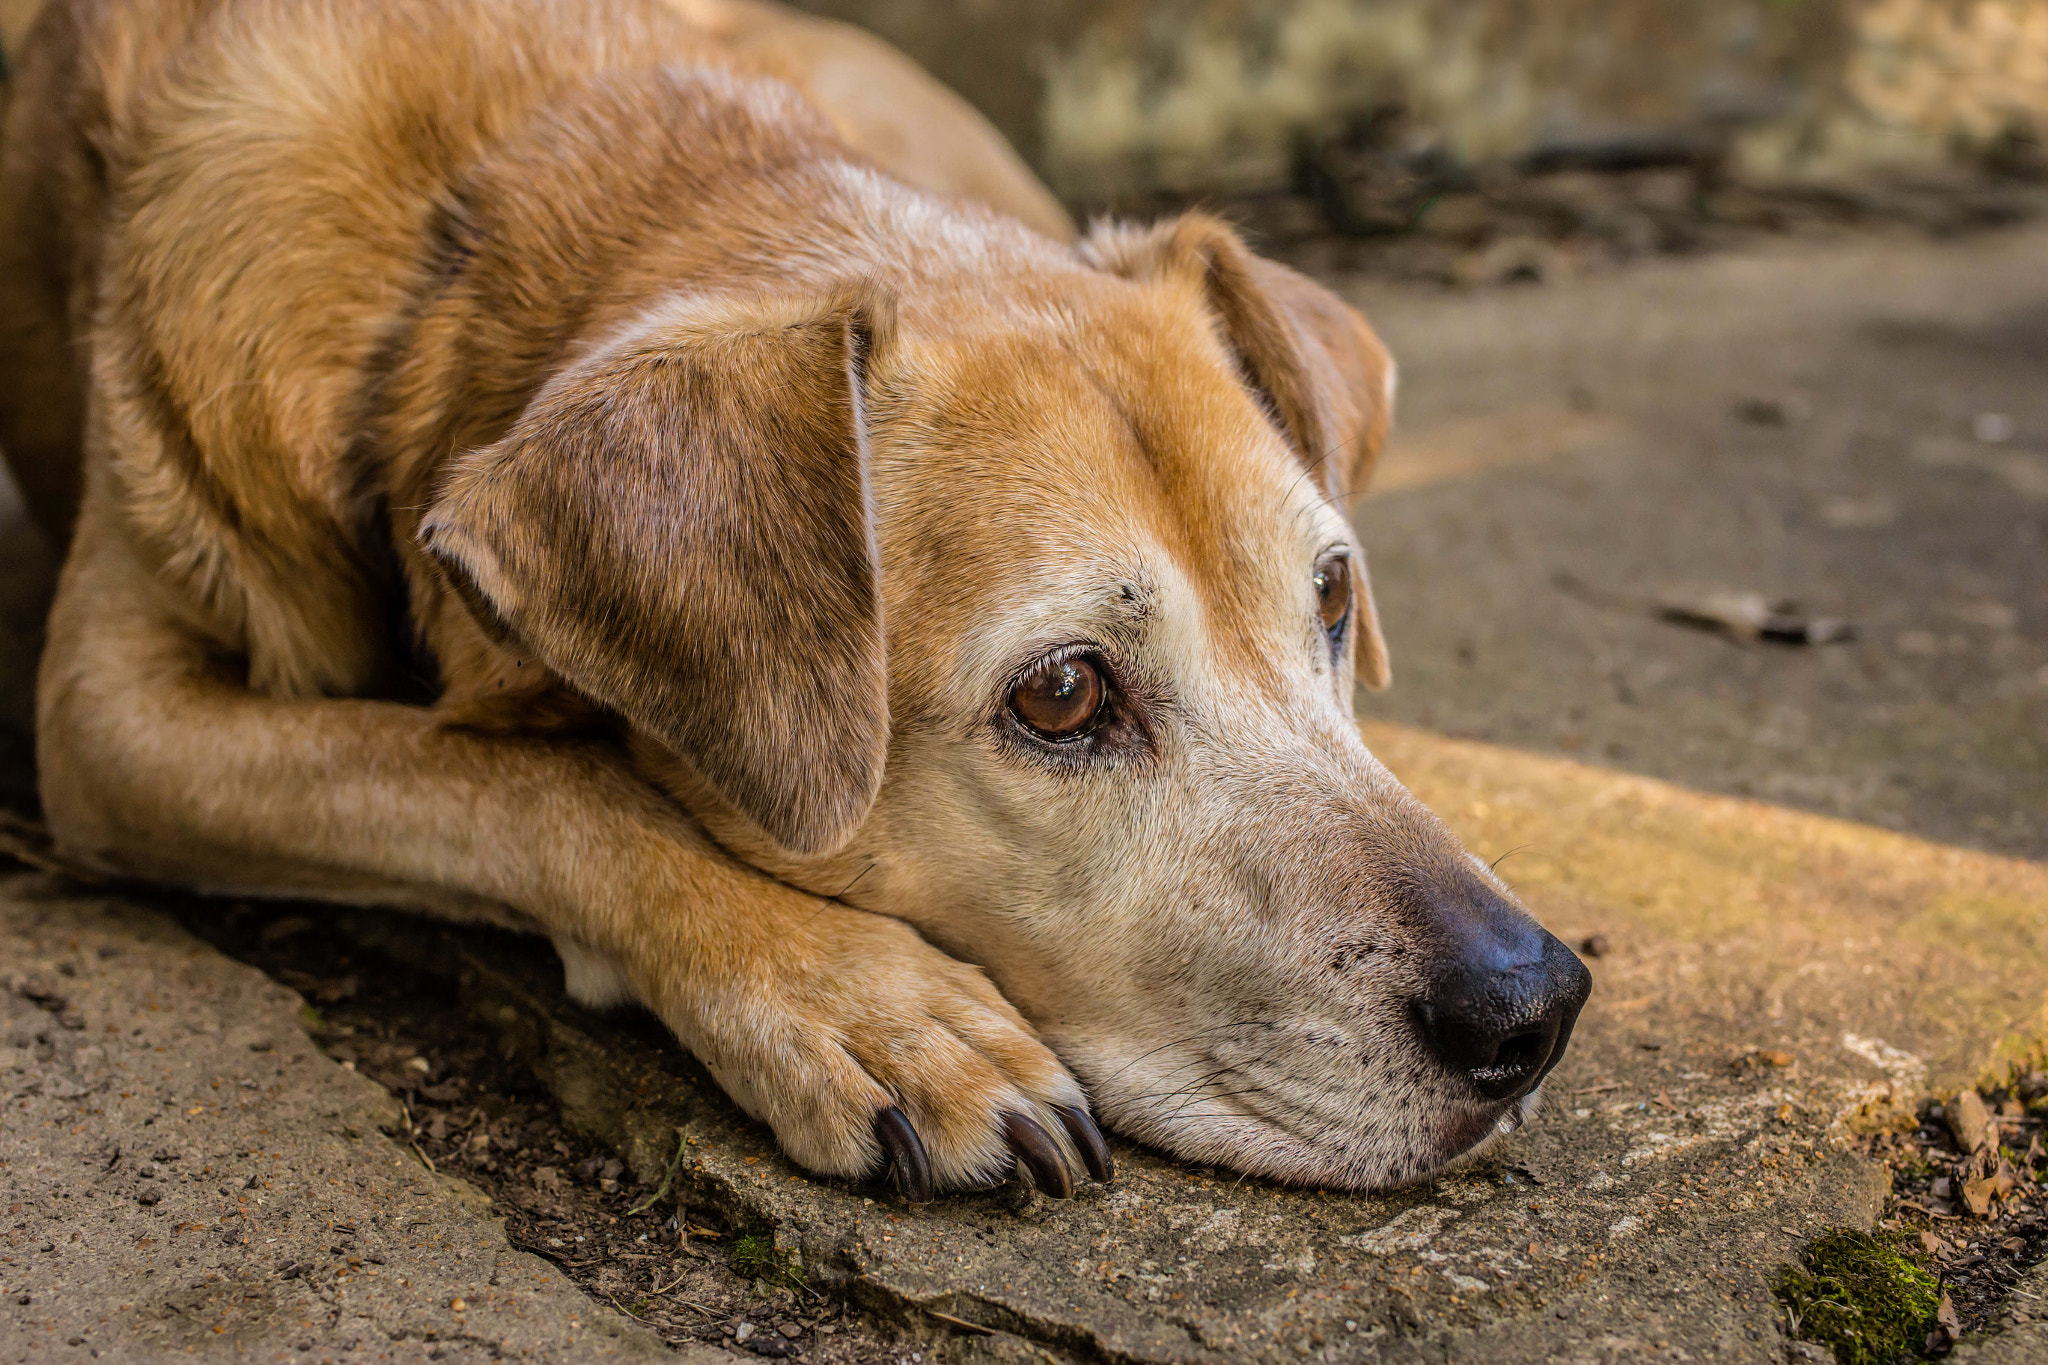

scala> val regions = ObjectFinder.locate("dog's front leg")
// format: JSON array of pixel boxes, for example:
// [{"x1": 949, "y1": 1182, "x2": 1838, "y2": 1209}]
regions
[{"x1": 37, "y1": 515, "x2": 1098, "y2": 1197}]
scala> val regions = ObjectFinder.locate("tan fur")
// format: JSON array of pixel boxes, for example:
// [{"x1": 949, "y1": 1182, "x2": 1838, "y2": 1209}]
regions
[{"x1": 1, "y1": 0, "x2": 1574, "y2": 1193}]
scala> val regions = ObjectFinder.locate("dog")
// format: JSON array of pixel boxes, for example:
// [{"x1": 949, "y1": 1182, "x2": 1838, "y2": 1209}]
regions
[{"x1": 0, "y1": 0, "x2": 1590, "y2": 1199}]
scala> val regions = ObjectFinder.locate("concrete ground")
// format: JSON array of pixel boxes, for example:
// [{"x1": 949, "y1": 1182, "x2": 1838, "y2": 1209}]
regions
[
  {"x1": 0, "y1": 879, "x2": 701, "y2": 1365},
  {"x1": 3, "y1": 221, "x2": 2046, "y2": 1364},
  {"x1": 1343, "y1": 224, "x2": 2048, "y2": 862}
]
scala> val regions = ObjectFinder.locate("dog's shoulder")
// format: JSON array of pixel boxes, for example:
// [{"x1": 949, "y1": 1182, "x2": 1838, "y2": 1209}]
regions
[{"x1": 57, "y1": 0, "x2": 731, "y2": 698}]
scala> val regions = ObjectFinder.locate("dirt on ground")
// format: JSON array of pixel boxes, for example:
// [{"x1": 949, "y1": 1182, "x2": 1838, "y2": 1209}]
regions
[
  {"x1": 170, "y1": 897, "x2": 928, "y2": 1365},
  {"x1": 1867, "y1": 1086, "x2": 2048, "y2": 1352}
]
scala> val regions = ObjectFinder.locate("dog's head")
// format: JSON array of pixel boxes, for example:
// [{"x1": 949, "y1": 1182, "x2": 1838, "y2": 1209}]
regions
[{"x1": 421, "y1": 211, "x2": 1590, "y2": 1188}]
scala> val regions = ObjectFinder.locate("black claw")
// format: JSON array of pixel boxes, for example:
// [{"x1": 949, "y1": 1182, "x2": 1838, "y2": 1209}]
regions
[
  {"x1": 1054, "y1": 1104, "x2": 1114, "y2": 1184},
  {"x1": 873, "y1": 1106, "x2": 934, "y2": 1203},
  {"x1": 1002, "y1": 1112, "x2": 1074, "y2": 1199}
]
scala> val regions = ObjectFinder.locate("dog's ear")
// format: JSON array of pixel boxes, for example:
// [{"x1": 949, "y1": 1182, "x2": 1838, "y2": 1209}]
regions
[
  {"x1": 1082, "y1": 214, "x2": 1395, "y2": 688},
  {"x1": 419, "y1": 287, "x2": 892, "y2": 854},
  {"x1": 1079, "y1": 213, "x2": 1395, "y2": 507}
]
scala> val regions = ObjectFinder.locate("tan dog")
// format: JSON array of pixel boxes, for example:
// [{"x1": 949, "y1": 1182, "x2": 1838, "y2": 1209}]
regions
[{"x1": 0, "y1": 0, "x2": 1589, "y2": 1199}]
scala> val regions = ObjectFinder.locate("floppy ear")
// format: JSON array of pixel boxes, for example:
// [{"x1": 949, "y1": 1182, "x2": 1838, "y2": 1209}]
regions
[
  {"x1": 418, "y1": 287, "x2": 891, "y2": 854},
  {"x1": 1080, "y1": 213, "x2": 1395, "y2": 507},
  {"x1": 1082, "y1": 214, "x2": 1396, "y2": 689}
]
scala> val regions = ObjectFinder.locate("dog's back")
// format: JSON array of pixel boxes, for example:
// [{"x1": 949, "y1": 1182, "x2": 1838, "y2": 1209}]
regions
[
  {"x1": 3, "y1": 0, "x2": 744, "y2": 696},
  {"x1": 0, "y1": 0, "x2": 1071, "y2": 563}
]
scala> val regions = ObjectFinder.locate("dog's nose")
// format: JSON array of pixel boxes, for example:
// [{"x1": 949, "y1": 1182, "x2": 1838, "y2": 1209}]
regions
[{"x1": 1411, "y1": 881, "x2": 1593, "y2": 1103}]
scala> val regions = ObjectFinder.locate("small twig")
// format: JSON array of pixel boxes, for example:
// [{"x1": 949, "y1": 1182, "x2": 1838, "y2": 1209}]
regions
[
  {"x1": 627, "y1": 1130, "x2": 689, "y2": 1216},
  {"x1": 0, "y1": 811, "x2": 106, "y2": 883},
  {"x1": 409, "y1": 1140, "x2": 437, "y2": 1174},
  {"x1": 1571, "y1": 1081, "x2": 1623, "y2": 1097},
  {"x1": 652, "y1": 1267, "x2": 690, "y2": 1296},
  {"x1": 607, "y1": 1293, "x2": 652, "y2": 1323},
  {"x1": 1550, "y1": 571, "x2": 1641, "y2": 614},
  {"x1": 923, "y1": 1308, "x2": 993, "y2": 1336}
]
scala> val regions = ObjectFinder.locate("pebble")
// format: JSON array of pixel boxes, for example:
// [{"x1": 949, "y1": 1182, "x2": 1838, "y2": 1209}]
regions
[
  {"x1": 1972, "y1": 412, "x2": 2016, "y2": 444},
  {"x1": 1733, "y1": 395, "x2": 1812, "y2": 427},
  {"x1": 1816, "y1": 494, "x2": 1898, "y2": 529},
  {"x1": 1578, "y1": 934, "x2": 1610, "y2": 958}
]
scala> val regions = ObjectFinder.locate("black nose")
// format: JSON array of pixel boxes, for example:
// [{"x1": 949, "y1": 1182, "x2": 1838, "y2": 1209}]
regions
[{"x1": 1411, "y1": 883, "x2": 1593, "y2": 1103}]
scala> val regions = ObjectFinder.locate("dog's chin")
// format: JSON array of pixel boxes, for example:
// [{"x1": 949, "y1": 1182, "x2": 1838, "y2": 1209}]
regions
[
  {"x1": 1077, "y1": 1055, "x2": 1547, "y2": 1191},
  {"x1": 1427, "y1": 1087, "x2": 1544, "y2": 1174}
]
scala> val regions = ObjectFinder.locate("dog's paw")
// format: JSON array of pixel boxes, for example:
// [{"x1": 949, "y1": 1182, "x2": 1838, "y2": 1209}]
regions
[{"x1": 652, "y1": 905, "x2": 1111, "y2": 1199}]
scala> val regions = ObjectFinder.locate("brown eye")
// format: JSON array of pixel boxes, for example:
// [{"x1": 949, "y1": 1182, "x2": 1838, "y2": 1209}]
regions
[
  {"x1": 1314, "y1": 556, "x2": 1352, "y2": 634},
  {"x1": 1010, "y1": 656, "x2": 1105, "y2": 739}
]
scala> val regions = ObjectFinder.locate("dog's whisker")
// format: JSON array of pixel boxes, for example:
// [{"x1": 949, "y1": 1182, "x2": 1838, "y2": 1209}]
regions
[
  {"x1": 833, "y1": 861, "x2": 879, "y2": 901},
  {"x1": 1163, "y1": 1089, "x2": 1271, "y2": 1121},
  {"x1": 1125, "y1": 1066, "x2": 1242, "y2": 1104},
  {"x1": 1488, "y1": 845, "x2": 1533, "y2": 875},
  {"x1": 1096, "y1": 1020, "x2": 1284, "y2": 1086}
]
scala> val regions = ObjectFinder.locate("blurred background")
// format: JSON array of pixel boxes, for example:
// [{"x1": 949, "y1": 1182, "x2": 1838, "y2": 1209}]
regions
[{"x1": 796, "y1": 0, "x2": 2048, "y2": 223}]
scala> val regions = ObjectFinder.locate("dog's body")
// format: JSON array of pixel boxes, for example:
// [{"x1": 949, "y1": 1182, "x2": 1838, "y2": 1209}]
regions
[{"x1": 1, "y1": 0, "x2": 1588, "y2": 1196}]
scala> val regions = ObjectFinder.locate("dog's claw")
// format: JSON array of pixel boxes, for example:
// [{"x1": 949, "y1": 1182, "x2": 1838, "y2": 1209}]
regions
[
  {"x1": 1054, "y1": 1103, "x2": 1114, "y2": 1184},
  {"x1": 1003, "y1": 1112, "x2": 1074, "y2": 1199},
  {"x1": 873, "y1": 1106, "x2": 934, "y2": 1203}
]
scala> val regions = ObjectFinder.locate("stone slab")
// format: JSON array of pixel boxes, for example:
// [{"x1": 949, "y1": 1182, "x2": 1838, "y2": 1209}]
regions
[{"x1": 0, "y1": 874, "x2": 729, "y2": 1364}]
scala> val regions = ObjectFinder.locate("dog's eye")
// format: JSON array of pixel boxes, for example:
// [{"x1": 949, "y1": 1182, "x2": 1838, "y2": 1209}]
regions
[
  {"x1": 1314, "y1": 556, "x2": 1352, "y2": 636},
  {"x1": 1010, "y1": 656, "x2": 1105, "y2": 740}
]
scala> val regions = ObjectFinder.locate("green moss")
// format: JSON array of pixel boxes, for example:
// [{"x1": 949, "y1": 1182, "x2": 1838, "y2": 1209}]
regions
[
  {"x1": 731, "y1": 1232, "x2": 799, "y2": 1287},
  {"x1": 1772, "y1": 1229, "x2": 1939, "y2": 1365}
]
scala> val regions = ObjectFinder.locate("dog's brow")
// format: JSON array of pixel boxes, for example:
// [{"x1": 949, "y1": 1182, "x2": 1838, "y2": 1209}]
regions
[
  {"x1": 1004, "y1": 579, "x2": 1155, "y2": 663},
  {"x1": 1086, "y1": 577, "x2": 1158, "y2": 638},
  {"x1": 1059, "y1": 336, "x2": 1146, "y2": 463}
]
